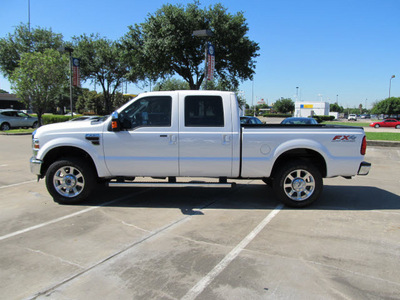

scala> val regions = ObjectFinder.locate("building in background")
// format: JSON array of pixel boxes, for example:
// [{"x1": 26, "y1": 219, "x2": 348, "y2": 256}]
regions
[
  {"x1": 294, "y1": 101, "x2": 329, "y2": 117},
  {"x1": 0, "y1": 94, "x2": 24, "y2": 110}
]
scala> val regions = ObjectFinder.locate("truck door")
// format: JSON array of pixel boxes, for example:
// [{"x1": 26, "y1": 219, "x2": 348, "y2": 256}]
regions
[
  {"x1": 178, "y1": 94, "x2": 234, "y2": 177},
  {"x1": 103, "y1": 95, "x2": 179, "y2": 177}
]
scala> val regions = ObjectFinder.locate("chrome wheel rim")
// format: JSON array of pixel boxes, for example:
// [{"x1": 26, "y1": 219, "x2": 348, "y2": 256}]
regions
[
  {"x1": 53, "y1": 166, "x2": 85, "y2": 198},
  {"x1": 283, "y1": 169, "x2": 315, "y2": 201}
]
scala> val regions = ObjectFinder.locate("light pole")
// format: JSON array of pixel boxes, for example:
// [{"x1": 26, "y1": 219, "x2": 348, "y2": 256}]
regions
[
  {"x1": 193, "y1": 29, "x2": 213, "y2": 90},
  {"x1": 389, "y1": 75, "x2": 395, "y2": 99},
  {"x1": 28, "y1": 0, "x2": 30, "y2": 32},
  {"x1": 59, "y1": 46, "x2": 74, "y2": 116}
]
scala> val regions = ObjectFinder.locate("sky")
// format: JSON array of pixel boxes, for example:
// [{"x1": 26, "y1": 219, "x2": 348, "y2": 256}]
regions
[{"x1": 0, "y1": 0, "x2": 399, "y2": 109}]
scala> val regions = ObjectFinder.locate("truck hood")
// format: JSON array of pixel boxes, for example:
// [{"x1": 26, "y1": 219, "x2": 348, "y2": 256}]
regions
[{"x1": 34, "y1": 119, "x2": 108, "y2": 138}]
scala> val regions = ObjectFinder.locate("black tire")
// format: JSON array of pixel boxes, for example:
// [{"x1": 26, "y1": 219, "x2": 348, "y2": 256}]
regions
[
  {"x1": 1, "y1": 122, "x2": 10, "y2": 131},
  {"x1": 272, "y1": 161, "x2": 323, "y2": 208},
  {"x1": 374, "y1": 124, "x2": 380, "y2": 128},
  {"x1": 32, "y1": 121, "x2": 38, "y2": 128},
  {"x1": 45, "y1": 157, "x2": 96, "y2": 204},
  {"x1": 262, "y1": 178, "x2": 273, "y2": 186},
  {"x1": 396, "y1": 125, "x2": 400, "y2": 129}
]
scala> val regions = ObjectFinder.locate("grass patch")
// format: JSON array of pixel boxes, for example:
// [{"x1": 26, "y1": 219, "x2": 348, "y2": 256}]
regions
[
  {"x1": 322, "y1": 121, "x2": 371, "y2": 127},
  {"x1": 365, "y1": 132, "x2": 400, "y2": 141},
  {"x1": 1, "y1": 128, "x2": 35, "y2": 134}
]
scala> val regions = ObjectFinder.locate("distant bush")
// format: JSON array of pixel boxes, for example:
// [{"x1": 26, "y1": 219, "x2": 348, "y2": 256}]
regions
[
  {"x1": 262, "y1": 113, "x2": 292, "y2": 118},
  {"x1": 42, "y1": 115, "x2": 76, "y2": 125},
  {"x1": 314, "y1": 115, "x2": 335, "y2": 123}
]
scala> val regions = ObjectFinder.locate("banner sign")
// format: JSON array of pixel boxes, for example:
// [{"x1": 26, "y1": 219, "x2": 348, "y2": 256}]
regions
[
  {"x1": 300, "y1": 104, "x2": 314, "y2": 109},
  {"x1": 72, "y1": 58, "x2": 81, "y2": 87},
  {"x1": 207, "y1": 43, "x2": 215, "y2": 81}
]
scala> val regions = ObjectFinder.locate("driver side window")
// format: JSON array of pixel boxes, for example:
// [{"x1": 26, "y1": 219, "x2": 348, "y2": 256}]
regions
[{"x1": 120, "y1": 96, "x2": 172, "y2": 129}]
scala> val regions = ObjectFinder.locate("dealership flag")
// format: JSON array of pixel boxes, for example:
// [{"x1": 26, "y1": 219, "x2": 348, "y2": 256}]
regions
[
  {"x1": 207, "y1": 42, "x2": 215, "y2": 81},
  {"x1": 72, "y1": 58, "x2": 81, "y2": 87}
]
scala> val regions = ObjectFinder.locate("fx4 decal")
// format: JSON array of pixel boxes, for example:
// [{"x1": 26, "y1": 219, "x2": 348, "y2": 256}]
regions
[{"x1": 332, "y1": 135, "x2": 357, "y2": 142}]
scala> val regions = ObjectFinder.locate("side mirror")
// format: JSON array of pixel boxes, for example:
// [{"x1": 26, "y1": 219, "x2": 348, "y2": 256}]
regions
[{"x1": 111, "y1": 111, "x2": 120, "y2": 132}]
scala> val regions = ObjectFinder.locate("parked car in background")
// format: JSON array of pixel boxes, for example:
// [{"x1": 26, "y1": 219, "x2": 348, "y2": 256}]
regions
[
  {"x1": 281, "y1": 117, "x2": 318, "y2": 125},
  {"x1": 240, "y1": 116, "x2": 263, "y2": 124},
  {"x1": 0, "y1": 109, "x2": 38, "y2": 131},
  {"x1": 369, "y1": 119, "x2": 400, "y2": 129},
  {"x1": 348, "y1": 114, "x2": 357, "y2": 121}
]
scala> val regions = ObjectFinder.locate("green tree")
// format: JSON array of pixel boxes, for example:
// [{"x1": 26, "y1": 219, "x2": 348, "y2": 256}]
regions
[
  {"x1": 0, "y1": 89, "x2": 8, "y2": 93},
  {"x1": 371, "y1": 97, "x2": 400, "y2": 115},
  {"x1": 330, "y1": 103, "x2": 344, "y2": 113},
  {"x1": 121, "y1": 2, "x2": 259, "y2": 90},
  {"x1": 201, "y1": 78, "x2": 246, "y2": 106},
  {"x1": 0, "y1": 23, "x2": 63, "y2": 79},
  {"x1": 274, "y1": 98, "x2": 295, "y2": 114},
  {"x1": 10, "y1": 49, "x2": 68, "y2": 125},
  {"x1": 76, "y1": 89, "x2": 97, "y2": 113},
  {"x1": 72, "y1": 34, "x2": 129, "y2": 114},
  {"x1": 112, "y1": 92, "x2": 131, "y2": 109},
  {"x1": 87, "y1": 92, "x2": 104, "y2": 114},
  {"x1": 153, "y1": 78, "x2": 190, "y2": 91}
]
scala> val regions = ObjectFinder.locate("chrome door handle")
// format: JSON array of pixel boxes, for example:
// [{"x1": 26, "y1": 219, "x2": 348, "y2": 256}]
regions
[
  {"x1": 223, "y1": 134, "x2": 231, "y2": 144},
  {"x1": 169, "y1": 134, "x2": 177, "y2": 144}
]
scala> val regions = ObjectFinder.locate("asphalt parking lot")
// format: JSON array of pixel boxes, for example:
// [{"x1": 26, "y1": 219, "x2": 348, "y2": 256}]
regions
[{"x1": 1, "y1": 135, "x2": 399, "y2": 300}]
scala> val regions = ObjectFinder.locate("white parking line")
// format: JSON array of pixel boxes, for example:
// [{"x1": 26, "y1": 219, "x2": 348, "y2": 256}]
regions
[
  {"x1": 0, "y1": 206, "x2": 98, "y2": 242},
  {"x1": 182, "y1": 204, "x2": 284, "y2": 300},
  {"x1": 0, "y1": 191, "x2": 148, "y2": 242},
  {"x1": 0, "y1": 180, "x2": 37, "y2": 189}
]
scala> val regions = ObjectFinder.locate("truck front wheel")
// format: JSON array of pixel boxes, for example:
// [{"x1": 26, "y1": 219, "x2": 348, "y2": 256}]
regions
[
  {"x1": 45, "y1": 157, "x2": 96, "y2": 204},
  {"x1": 272, "y1": 161, "x2": 322, "y2": 208}
]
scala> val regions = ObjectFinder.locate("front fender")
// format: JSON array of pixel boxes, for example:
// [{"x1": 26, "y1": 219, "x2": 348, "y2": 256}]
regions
[{"x1": 37, "y1": 137, "x2": 111, "y2": 178}]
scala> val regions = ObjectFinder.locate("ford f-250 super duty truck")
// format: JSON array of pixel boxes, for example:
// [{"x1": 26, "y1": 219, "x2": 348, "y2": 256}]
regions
[{"x1": 30, "y1": 91, "x2": 371, "y2": 207}]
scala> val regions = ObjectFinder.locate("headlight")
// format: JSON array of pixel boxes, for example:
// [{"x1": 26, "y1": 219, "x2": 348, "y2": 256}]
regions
[{"x1": 32, "y1": 138, "x2": 40, "y2": 156}]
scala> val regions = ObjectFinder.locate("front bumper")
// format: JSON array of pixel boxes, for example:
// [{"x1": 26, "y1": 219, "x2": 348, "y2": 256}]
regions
[
  {"x1": 30, "y1": 157, "x2": 42, "y2": 176},
  {"x1": 358, "y1": 161, "x2": 371, "y2": 176}
]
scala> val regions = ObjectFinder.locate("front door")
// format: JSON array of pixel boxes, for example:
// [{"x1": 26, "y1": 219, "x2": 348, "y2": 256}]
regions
[{"x1": 103, "y1": 95, "x2": 179, "y2": 177}]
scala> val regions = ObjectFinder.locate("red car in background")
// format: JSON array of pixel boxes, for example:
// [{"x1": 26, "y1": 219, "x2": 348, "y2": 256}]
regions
[{"x1": 369, "y1": 119, "x2": 400, "y2": 129}]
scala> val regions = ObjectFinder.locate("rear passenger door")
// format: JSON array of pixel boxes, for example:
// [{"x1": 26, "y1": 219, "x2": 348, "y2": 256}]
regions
[{"x1": 178, "y1": 93, "x2": 234, "y2": 177}]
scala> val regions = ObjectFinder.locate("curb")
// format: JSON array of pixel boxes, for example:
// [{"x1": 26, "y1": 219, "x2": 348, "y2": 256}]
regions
[
  {"x1": 0, "y1": 132, "x2": 32, "y2": 136},
  {"x1": 367, "y1": 140, "x2": 400, "y2": 147}
]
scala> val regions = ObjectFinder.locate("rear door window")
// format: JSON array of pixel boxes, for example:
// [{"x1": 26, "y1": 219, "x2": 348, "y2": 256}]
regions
[{"x1": 184, "y1": 96, "x2": 224, "y2": 127}]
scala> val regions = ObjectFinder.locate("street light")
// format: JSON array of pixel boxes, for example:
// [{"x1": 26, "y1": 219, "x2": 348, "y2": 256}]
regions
[
  {"x1": 389, "y1": 75, "x2": 395, "y2": 99},
  {"x1": 193, "y1": 29, "x2": 213, "y2": 90},
  {"x1": 59, "y1": 46, "x2": 74, "y2": 117}
]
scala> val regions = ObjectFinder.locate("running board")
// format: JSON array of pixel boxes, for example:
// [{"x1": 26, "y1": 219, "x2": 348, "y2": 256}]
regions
[{"x1": 108, "y1": 182, "x2": 235, "y2": 188}]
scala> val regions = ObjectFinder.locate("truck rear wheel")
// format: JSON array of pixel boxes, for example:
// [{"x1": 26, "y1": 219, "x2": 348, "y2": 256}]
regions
[
  {"x1": 45, "y1": 157, "x2": 96, "y2": 204},
  {"x1": 272, "y1": 161, "x2": 322, "y2": 208}
]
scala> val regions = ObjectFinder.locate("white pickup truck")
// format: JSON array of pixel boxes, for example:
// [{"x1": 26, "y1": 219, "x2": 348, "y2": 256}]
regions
[{"x1": 30, "y1": 91, "x2": 371, "y2": 207}]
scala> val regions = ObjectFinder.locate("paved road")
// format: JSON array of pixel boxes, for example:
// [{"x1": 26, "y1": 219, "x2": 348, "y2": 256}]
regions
[{"x1": 0, "y1": 135, "x2": 399, "y2": 299}]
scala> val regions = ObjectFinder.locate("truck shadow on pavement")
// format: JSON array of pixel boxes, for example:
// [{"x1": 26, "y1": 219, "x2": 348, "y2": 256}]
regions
[
  {"x1": 80, "y1": 183, "x2": 400, "y2": 212},
  {"x1": 317, "y1": 185, "x2": 400, "y2": 210}
]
